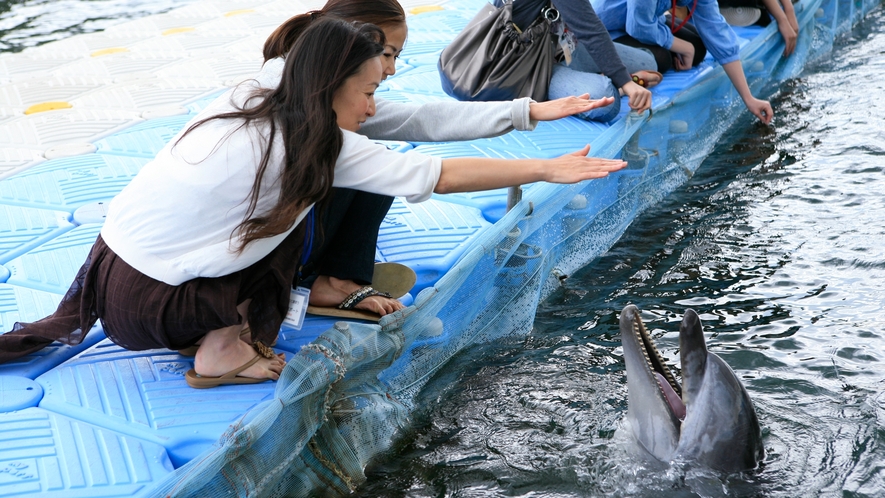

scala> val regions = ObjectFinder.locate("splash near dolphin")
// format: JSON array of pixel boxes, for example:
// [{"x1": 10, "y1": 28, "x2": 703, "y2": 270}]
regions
[{"x1": 619, "y1": 304, "x2": 764, "y2": 472}]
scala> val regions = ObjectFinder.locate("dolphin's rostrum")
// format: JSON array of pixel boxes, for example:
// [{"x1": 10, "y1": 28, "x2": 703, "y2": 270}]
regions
[{"x1": 619, "y1": 304, "x2": 764, "y2": 472}]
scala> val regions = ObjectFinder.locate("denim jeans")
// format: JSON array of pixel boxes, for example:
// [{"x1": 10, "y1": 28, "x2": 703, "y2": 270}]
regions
[{"x1": 548, "y1": 42, "x2": 657, "y2": 122}]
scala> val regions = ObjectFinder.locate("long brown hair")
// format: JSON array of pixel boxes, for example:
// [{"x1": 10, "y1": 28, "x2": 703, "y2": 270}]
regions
[
  {"x1": 263, "y1": 0, "x2": 405, "y2": 62},
  {"x1": 177, "y1": 19, "x2": 385, "y2": 251}
]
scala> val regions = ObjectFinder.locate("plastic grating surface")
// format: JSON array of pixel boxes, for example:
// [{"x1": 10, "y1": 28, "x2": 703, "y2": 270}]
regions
[
  {"x1": 377, "y1": 198, "x2": 491, "y2": 293},
  {"x1": 467, "y1": 116, "x2": 610, "y2": 158},
  {"x1": 70, "y1": 78, "x2": 221, "y2": 111},
  {"x1": 432, "y1": 183, "x2": 541, "y2": 224},
  {"x1": 0, "y1": 76, "x2": 110, "y2": 108},
  {"x1": 0, "y1": 154, "x2": 149, "y2": 212},
  {"x1": 0, "y1": 53, "x2": 83, "y2": 82},
  {"x1": 0, "y1": 109, "x2": 141, "y2": 150},
  {"x1": 379, "y1": 65, "x2": 447, "y2": 96},
  {"x1": 52, "y1": 53, "x2": 181, "y2": 80},
  {"x1": 5, "y1": 224, "x2": 101, "y2": 295},
  {"x1": 406, "y1": 10, "x2": 473, "y2": 34},
  {"x1": 184, "y1": 88, "x2": 228, "y2": 113},
  {"x1": 0, "y1": 284, "x2": 107, "y2": 379},
  {"x1": 94, "y1": 115, "x2": 193, "y2": 158},
  {"x1": 0, "y1": 407, "x2": 173, "y2": 497},
  {"x1": 153, "y1": 56, "x2": 264, "y2": 85},
  {"x1": 36, "y1": 339, "x2": 289, "y2": 467},
  {"x1": 0, "y1": 205, "x2": 74, "y2": 264}
]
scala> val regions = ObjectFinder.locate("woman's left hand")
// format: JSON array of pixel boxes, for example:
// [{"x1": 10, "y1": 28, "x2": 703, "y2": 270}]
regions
[{"x1": 528, "y1": 94, "x2": 616, "y2": 121}]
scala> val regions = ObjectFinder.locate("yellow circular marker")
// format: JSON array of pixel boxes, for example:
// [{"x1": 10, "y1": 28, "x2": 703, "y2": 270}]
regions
[
  {"x1": 224, "y1": 9, "x2": 254, "y2": 17},
  {"x1": 24, "y1": 102, "x2": 73, "y2": 115},
  {"x1": 162, "y1": 27, "x2": 195, "y2": 36},
  {"x1": 91, "y1": 47, "x2": 129, "y2": 57},
  {"x1": 409, "y1": 5, "x2": 445, "y2": 14}
]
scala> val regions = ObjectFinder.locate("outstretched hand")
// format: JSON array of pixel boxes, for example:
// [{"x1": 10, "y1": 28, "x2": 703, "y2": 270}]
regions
[
  {"x1": 544, "y1": 145, "x2": 628, "y2": 183},
  {"x1": 529, "y1": 94, "x2": 616, "y2": 121}
]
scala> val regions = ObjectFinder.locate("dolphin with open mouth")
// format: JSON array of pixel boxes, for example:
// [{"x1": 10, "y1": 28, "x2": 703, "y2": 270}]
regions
[{"x1": 618, "y1": 304, "x2": 764, "y2": 472}]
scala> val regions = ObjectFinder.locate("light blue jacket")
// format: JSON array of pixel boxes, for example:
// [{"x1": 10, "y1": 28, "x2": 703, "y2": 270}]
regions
[{"x1": 593, "y1": 0, "x2": 742, "y2": 65}]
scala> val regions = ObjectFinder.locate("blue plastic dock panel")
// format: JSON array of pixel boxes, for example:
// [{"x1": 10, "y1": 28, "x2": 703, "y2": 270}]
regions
[
  {"x1": 184, "y1": 88, "x2": 227, "y2": 114},
  {"x1": 0, "y1": 407, "x2": 173, "y2": 497},
  {"x1": 379, "y1": 65, "x2": 448, "y2": 96},
  {"x1": 0, "y1": 205, "x2": 74, "y2": 265},
  {"x1": 0, "y1": 154, "x2": 149, "y2": 213},
  {"x1": 36, "y1": 339, "x2": 289, "y2": 467},
  {"x1": 406, "y1": 10, "x2": 472, "y2": 35},
  {"x1": 377, "y1": 198, "x2": 491, "y2": 293},
  {"x1": 6, "y1": 224, "x2": 100, "y2": 295},
  {"x1": 94, "y1": 114, "x2": 193, "y2": 158}
]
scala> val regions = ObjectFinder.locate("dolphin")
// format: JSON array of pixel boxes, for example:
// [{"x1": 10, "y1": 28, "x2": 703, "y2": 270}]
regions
[{"x1": 618, "y1": 304, "x2": 764, "y2": 472}]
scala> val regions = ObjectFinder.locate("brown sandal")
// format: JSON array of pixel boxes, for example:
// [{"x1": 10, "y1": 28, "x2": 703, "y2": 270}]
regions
[
  {"x1": 632, "y1": 70, "x2": 663, "y2": 89},
  {"x1": 184, "y1": 341, "x2": 278, "y2": 389}
]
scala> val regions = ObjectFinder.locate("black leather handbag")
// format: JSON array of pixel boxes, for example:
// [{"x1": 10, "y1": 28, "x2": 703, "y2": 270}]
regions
[{"x1": 438, "y1": 0, "x2": 560, "y2": 102}]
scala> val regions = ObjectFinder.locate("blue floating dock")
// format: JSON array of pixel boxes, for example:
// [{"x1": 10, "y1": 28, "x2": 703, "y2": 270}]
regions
[
  {"x1": 0, "y1": 407, "x2": 173, "y2": 496},
  {"x1": 94, "y1": 114, "x2": 193, "y2": 158},
  {"x1": 35, "y1": 339, "x2": 289, "y2": 467},
  {"x1": 0, "y1": 155, "x2": 149, "y2": 213},
  {"x1": 377, "y1": 198, "x2": 491, "y2": 293},
  {"x1": 6, "y1": 224, "x2": 101, "y2": 295},
  {"x1": 0, "y1": 205, "x2": 74, "y2": 265}
]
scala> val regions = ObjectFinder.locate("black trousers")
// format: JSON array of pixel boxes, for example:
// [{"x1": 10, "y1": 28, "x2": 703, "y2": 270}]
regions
[
  {"x1": 615, "y1": 22, "x2": 707, "y2": 73},
  {"x1": 297, "y1": 188, "x2": 394, "y2": 288}
]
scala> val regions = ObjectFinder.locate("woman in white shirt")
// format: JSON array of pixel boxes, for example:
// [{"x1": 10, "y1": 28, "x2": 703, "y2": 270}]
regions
[{"x1": 0, "y1": 18, "x2": 626, "y2": 388}]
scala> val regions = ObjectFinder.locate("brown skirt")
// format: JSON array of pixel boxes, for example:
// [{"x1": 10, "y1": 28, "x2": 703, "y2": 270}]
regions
[{"x1": 0, "y1": 227, "x2": 304, "y2": 364}]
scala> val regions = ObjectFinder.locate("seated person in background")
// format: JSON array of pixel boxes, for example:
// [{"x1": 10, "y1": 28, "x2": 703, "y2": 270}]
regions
[
  {"x1": 496, "y1": 0, "x2": 658, "y2": 123},
  {"x1": 595, "y1": 0, "x2": 775, "y2": 124},
  {"x1": 0, "y1": 19, "x2": 628, "y2": 389},
  {"x1": 718, "y1": 0, "x2": 800, "y2": 56},
  {"x1": 263, "y1": 0, "x2": 619, "y2": 320}
]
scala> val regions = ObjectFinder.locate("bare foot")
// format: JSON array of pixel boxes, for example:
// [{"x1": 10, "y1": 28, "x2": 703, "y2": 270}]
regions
[
  {"x1": 309, "y1": 275, "x2": 405, "y2": 316},
  {"x1": 195, "y1": 325, "x2": 285, "y2": 380}
]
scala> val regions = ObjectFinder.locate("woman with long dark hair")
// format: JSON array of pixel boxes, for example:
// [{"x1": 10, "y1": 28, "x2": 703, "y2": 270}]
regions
[
  {"x1": 0, "y1": 18, "x2": 626, "y2": 388},
  {"x1": 261, "y1": 0, "x2": 619, "y2": 322}
]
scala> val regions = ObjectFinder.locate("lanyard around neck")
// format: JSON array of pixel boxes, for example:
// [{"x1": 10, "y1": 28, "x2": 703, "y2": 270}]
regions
[{"x1": 670, "y1": 0, "x2": 699, "y2": 33}]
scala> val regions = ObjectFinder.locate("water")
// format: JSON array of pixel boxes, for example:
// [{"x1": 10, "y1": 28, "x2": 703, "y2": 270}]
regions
[
  {"x1": 356, "y1": 10, "x2": 885, "y2": 498},
  {"x1": 3, "y1": 1, "x2": 884, "y2": 496},
  {"x1": 0, "y1": 0, "x2": 189, "y2": 52}
]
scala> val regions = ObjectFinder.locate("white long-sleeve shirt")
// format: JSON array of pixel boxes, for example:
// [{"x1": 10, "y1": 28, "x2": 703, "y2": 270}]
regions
[{"x1": 101, "y1": 83, "x2": 441, "y2": 285}]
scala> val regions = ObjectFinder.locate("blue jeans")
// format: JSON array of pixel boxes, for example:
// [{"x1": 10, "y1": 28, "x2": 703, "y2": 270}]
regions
[{"x1": 548, "y1": 42, "x2": 657, "y2": 123}]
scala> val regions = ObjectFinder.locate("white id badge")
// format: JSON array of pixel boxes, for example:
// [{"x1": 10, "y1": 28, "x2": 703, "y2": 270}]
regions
[{"x1": 283, "y1": 286, "x2": 310, "y2": 330}]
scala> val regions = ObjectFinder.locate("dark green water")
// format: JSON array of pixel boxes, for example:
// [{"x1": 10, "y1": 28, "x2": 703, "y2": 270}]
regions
[{"x1": 357, "y1": 9, "x2": 885, "y2": 498}]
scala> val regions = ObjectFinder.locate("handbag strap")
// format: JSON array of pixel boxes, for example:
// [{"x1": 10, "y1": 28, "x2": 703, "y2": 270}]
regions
[
  {"x1": 509, "y1": 0, "x2": 559, "y2": 34},
  {"x1": 670, "y1": 0, "x2": 698, "y2": 34}
]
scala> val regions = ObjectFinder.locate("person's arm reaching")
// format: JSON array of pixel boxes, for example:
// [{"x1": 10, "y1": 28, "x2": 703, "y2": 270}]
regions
[
  {"x1": 435, "y1": 145, "x2": 626, "y2": 193},
  {"x1": 722, "y1": 60, "x2": 773, "y2": 124}
]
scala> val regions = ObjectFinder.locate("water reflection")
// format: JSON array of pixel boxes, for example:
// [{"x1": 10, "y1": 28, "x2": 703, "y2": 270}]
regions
[
  {"x1": 359, "y1": 9, "x2": 885, "y2": 497},
  {"x1": 0, "y1": 0, "x2": 189, "y2": 52}
]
